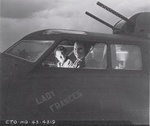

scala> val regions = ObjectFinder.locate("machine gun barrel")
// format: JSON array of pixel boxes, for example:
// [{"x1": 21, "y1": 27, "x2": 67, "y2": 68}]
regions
[
  {"x1": 85, "y1": 11, "x2": 115, "y2": 29},
  {"x1": 97, "y1": 1, "x2": 130, "y2": 23}
]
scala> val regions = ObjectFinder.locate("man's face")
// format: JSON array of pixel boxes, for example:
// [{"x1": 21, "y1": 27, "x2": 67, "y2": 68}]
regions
[
  {"x1": 55, "y1": 51, "x2": 66, "y2": 63},
  {"x1": 74, "y1": 42, "x2": 85, "y2": 60}
]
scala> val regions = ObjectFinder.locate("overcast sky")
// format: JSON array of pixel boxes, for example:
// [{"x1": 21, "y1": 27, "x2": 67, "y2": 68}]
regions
[{"x1": 0, "y1": 0, "x2": 150, "y2": 52}]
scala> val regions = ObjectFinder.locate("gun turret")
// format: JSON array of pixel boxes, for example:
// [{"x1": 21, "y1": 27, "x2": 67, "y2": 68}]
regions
[
  {"x1": 96, "y1": 1, "x2": 131, "y2": 23},
  {"x1": 85, "y1": 11, "x2": 114, "y2": 29},
  {"x1": 85, "y1": 1, "x2": 150, "y2": 38}
]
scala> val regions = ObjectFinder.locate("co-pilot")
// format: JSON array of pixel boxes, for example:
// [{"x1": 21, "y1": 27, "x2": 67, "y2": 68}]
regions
[{"x1": 54, "y1": 46, "x2": 73, "y2": 68}]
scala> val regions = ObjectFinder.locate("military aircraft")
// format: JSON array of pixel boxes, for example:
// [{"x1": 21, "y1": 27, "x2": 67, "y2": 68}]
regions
[{"x1": 0, "y1": 1, "x2": 149, "y2": 125}]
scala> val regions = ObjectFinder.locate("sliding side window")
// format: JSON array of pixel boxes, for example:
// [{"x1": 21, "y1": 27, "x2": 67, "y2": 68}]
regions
[{"x1": 111, "y1": 44, "x2": 142, "y2": 70}]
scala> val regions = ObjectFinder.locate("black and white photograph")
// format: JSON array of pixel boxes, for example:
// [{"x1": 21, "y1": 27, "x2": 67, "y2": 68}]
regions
[{"x1": 0, "y1": 0, "x2": 150, "y2": 125}]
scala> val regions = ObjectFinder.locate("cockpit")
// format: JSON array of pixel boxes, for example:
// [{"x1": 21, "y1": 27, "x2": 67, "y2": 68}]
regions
[{"x1": 5, "y1": 37, "x2": 142, "y2": 71}]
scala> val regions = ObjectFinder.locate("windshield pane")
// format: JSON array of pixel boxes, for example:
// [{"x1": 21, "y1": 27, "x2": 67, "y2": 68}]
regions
[{"x1": 6, "y1": 40, "x2": 54, "y2": 62}]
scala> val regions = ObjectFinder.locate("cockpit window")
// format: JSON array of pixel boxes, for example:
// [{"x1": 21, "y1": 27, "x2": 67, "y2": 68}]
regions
[
  {"x1": 85, "y1": 43, "x2": 107, "y2": 69},
  {"x1": 6, "y1": 40, "x2": 54, "y2": 62},
  {"x1": 42, "y1": 41, "x2": 107, "y2": 69},
  {"x1": 111, "y1": 44, "x2": 142, "y2": 70}
]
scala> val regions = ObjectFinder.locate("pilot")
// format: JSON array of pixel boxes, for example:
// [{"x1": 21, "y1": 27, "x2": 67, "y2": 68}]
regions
[
  {"x1": 54, "y1": 46, "x2": 73, "y2": 68},
  {"x1": 72, "y1": 42, "x2": 87, "y2": 68}
]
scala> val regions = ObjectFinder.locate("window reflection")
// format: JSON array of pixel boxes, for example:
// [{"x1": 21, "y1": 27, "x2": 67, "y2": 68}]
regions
[
  {"x1": 111, "y1": 44, "x2": 142, "y2": 70},
  {"x1": 6, "y1": 40, "x2": 54, "y2": 62},
  {"x1": 85, "y1": 43, "x2": 107, "y2": 69}
]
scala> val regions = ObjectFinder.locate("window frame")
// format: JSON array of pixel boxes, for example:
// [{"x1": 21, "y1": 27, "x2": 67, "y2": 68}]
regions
[
  {"x1": 110, "y1": 43, "x2": 143, "y2": 71},
  {"x1": 41, "y1": 39, "x2": 109, "y2": 70},
  {"x1": 5, "y1": 40, "x2": 55, "y2": 63}
]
